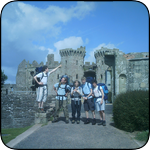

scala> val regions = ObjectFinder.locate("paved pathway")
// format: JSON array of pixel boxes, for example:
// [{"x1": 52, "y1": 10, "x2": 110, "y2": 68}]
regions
[{"x1": 13, "y1": 103, "x2": 139, "y2": 149}]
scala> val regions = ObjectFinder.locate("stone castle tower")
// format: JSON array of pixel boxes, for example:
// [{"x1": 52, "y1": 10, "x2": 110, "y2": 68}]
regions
[{"x1": 12, "y1": 46, "x2": 149, "y2": 102}]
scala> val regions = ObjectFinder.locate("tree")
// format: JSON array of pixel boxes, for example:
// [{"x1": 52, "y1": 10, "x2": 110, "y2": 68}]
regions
[{"x1": 1, "y1": 69, "x2": 8, "y2": 88}]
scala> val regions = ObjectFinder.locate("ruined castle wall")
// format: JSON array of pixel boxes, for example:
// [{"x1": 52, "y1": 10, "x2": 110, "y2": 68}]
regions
[
  {"x1": 127, "y1": 58, "x2": 149, "y2": 91},
  {"x1": 95, "y1": 55, "x2": 108, "y2": 83},
  {"x1": 60, "y1": 47, "x2": 85, "y2": 84},
  {"x1": 16, "y1": 60, "x2": 27, "y2": 91},
  {"x1": 115, "y1": 50, "x2": 128, "y2": 95},
  {"x1": 1, "y1": 93, "x2": 56, "y2": 128},
  {"x1": 47, "y1": 68, "x2": 61, "y2": 95},
  {"x1": 1, "y1": 93, "x2": 36, "y2": 128}
]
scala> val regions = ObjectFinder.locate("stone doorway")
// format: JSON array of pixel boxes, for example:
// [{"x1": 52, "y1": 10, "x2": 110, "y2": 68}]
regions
[{"x1": 84, "y1": 71, "x2": 96, "y2": 80}]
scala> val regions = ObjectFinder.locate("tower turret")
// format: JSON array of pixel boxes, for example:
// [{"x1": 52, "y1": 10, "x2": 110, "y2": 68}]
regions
[{"x1": 59, "y1": 46, "x2": 86, "y2": 83}]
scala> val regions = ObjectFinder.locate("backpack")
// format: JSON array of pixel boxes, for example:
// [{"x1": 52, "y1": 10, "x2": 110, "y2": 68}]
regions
[
  {"x1": 97, "y1": 83, "x2": 109, "y2": 100},
  {"x1": 71, "y1": 86, "x2": 81, "y2": 98},
  {"x1": 33, "y1": 66, "x2": 47, "y2": 88},
  {"x1": 57, "y1": 75, "x2": 71, "y2": 94},
  {"x1": 81, "y1": 76, "x2": 93, "y2": 94}
]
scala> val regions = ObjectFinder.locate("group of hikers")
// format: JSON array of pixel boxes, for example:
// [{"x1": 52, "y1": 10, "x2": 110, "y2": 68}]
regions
[{"x1": 34, "y1": 65, "x2": 107, "y2": 126}]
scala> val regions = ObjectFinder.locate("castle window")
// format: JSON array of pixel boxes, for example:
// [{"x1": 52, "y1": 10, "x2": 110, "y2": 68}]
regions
[
  {"x1": 76, "y1": 74, "x2": 78, "y2": 79},
  {"x1": 76, "y1": 60, "x2": 78, "y2": 65},
  {"x1": 66, "y1": 60, "x2": 67, "y2": 64},
  {"x1": 101, "y1": 74, "x2": 103, "y2": 79},
  {"x1": 146, "y1": 55, "x2": 147, "y2": 57},
  {"x1": 102, "y1": 61, "x2": 103, "y2": 65},
  {"x1": 57, "y1": 74, "x2": 59, "y2": 79}
]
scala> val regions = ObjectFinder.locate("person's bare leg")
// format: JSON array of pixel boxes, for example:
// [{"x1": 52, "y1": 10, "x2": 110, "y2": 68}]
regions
[
  {"x1": 99, "y1": 111, "x2": 103, "y2": 120},
  {"x1": 102, "y1": 110, "x2": 105, "y2": 121},
  {"x1": 38, "y1": 102, "x2": 41, "y2": 108},
  {"x1": 41, "y1": 101, "x2": 44, "y2": 108},
  {"x1": 85, "y1": 111, "x2": 89, "y2": 118},
  {"x1": 92, "y1": 110, "x2": 96, "y2": 119}
]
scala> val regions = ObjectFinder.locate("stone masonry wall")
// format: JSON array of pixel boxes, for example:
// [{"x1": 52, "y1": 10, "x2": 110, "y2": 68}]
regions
[
  {"x1": 1, "y1": 93, "x2": 56, "y2": 128},
  {"x1": 127, "y1": 58, "x2": 149, "y2": 91}
]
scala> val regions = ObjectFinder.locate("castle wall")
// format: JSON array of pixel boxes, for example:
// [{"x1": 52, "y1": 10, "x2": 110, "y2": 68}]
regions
[
  {"x1": 127, "y1": 58, "x2": 149, "y2": 91},
  {"x1": 14, "y1": 46, "x2": 149, "y2": 99}
]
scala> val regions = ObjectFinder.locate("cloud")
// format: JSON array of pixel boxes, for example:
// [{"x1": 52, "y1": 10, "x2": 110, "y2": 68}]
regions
[
  {"x1": 39, "y1": 36, "x2": 85, "y2": 63},
  {"x1": 2, "y1": 2, "x2": 95, "y2": 84},
  {"x1": 85, "y1": 43, "x2": 117, "y2": 63},
  {"x1": 54, "y1": 36, "x2": 84, "y2": 50}
]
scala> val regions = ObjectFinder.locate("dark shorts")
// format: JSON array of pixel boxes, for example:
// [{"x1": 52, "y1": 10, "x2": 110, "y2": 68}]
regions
[{"x1": 84, "y1": 98, "x2": 95, "y2": 111}]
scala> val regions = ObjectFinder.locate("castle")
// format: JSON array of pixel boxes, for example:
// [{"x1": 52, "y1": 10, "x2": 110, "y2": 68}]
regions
[{"x1": 3, "y1": 46, "x2": 149, "y2": 102}]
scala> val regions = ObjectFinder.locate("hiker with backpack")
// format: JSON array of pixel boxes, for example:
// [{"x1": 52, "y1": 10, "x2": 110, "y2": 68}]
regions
[
  {"x1": 81, "y1": 77, "x2": 96, "y2": 125},
  {"x1": 92, "y1": 80, "x2": 106, "y2": 126},
  {"x1": 52, "y1": 75, "x2": 71, "y2": 124},
  {"x1": 71, "y1": 80, "x2": 83, "y2": 124},
  {"x1": 34, "y1": 65, "x2": 61, "y2": 111}
]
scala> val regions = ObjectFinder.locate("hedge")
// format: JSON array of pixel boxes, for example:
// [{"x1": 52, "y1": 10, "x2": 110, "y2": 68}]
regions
[{"x1": 113, "y1": 90, "x2": 149, "y2": 132}]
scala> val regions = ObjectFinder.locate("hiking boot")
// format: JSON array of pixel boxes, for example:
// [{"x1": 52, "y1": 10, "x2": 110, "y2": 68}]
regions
[
  {"x1": 98, "y1": 120, "x2": 103, "y2": 125},
  {"x1": 92, "y1": 118, "x2": 96, "y2": 125},
  {"x1": 72, "y1": 120, "x2": 75, "y2": 124},
  {"x1": 77, "y1": 120, "x2": 80, "y2": 124},
  {"x1": 66, "y1": 119, "x2": 69, "y2": 124},
  {"x1": 52, "y1": 118, "x2": 58, "y2": 123},
  {"x1": 84, "y1": 119, "x2": 90, "y2": 124},
  {"x1": 41, "y1": 108, "x2": 45, "y2": 113},
  {"x1": 103, "y1": 120, "x2": 106, "y2": 126}
]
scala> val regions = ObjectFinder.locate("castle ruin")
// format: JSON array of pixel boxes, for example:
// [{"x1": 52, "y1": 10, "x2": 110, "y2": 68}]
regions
[{"x1": 3, "y1": 46, "x2": 149, "y2": 102}]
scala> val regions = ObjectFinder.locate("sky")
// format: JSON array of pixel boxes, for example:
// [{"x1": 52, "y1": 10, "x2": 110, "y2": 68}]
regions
[{"x1": 1, "y1": 1, "x2": 149, "y2": 84}]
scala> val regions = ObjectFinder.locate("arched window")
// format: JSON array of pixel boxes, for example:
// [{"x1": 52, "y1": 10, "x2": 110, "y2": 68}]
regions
[
  {"x1": 101, "y1": 74, "x2": 103, "y2": 79},
  {"x1": 66, "y1": 60, "x2": 67, "y2": 64},
  {"x1": 76, "y1": 60, "x2": 78, "y2": 65},
  {"x1": 76, "y1": 74, "x2": 78, "y2": 79},
  {"x1": 57, "y1": 74, "x2": 59, "y2": 79}
]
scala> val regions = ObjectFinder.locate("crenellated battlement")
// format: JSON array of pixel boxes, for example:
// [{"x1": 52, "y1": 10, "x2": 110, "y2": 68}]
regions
[
  {"x1": 59, "y1": 46, "x2": 86, "y2": 57},
  {"x1": 94, "y1": 47, "x2": 119, "y2": 58}
]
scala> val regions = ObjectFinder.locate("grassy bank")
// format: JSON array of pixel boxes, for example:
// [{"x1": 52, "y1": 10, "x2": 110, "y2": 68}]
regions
[
  {"x1": 1, "y1": 125, "x2": 33, "y2": 144},
  {"x1": 135, "y1": 130, "x2": 149, "y2": 142}
]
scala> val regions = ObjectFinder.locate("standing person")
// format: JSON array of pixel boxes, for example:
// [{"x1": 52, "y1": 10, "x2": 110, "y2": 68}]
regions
[
  {"x1": 81, "y1": 77, "x2": 96, "y2": 125},
  {"x1": 52, "y1": 76, "x2": 71, "y2": 124},
  {"x1": 92, "y1": 80, "x2": 106, "y2": 126},
  {"x1": 34, "y1": 65, "x2": 61, "y2": 111},
  {"x1": 71, "y1": 80, "x2": 83, "y2": 124}
]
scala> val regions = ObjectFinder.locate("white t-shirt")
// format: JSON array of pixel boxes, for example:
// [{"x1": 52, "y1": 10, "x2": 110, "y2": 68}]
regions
[
  {"x1": 93, "y1": 86, "x2": 102, "y2": 102},
  {"x1": 36, "y1": 72, "x2": 51, "y2": 84}
]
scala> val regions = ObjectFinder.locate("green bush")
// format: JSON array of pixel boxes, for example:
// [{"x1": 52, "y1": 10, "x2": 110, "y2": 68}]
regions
[{"x1": 113, "y1": 90, "x2": 149, "y2": 132}]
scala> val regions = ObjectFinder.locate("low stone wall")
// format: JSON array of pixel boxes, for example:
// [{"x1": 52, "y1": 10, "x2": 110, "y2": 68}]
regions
[{"x1": 1, "y1": 93, "x2": 56, "y2": 128}]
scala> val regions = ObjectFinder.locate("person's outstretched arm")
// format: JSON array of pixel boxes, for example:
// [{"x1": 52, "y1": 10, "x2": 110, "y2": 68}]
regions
[{"x1": 50, "y1": 65, "x2": 61, "y2": 74}]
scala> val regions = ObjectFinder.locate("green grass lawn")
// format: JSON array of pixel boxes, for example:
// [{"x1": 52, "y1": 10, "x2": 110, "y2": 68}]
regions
[
  {"x1": 135, "y1": 130, "x2": 149, "y2": 142},
  {"x1": 1, "y1": 125, "x2": 33, "y2": 144}
]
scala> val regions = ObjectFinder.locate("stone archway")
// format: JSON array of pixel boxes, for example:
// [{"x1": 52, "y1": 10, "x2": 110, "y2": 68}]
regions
[
  {"x1": 84, "y1": 71, "x2": 96, "y2": 80},
  {"x1": 119, "y1": 74, "x2": 127, "y2": 93}
]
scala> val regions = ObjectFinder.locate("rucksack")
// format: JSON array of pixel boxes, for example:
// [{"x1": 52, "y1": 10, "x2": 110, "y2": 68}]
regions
[
  {"x1": 71, "y1": 86, "x2": 81, "y2": 98},
  {"x1": 57, "y1": 75, "x2": 71, "y2": 94},
  {"x1": 97, "y1": 83, "x2": 109, "y2": 100},
  {"x1": 81, "y1": 77, "x2": 93, "y2": 94},
  {"x1": 33, "y1": 66, "x2": 47, "y2": 88}
]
